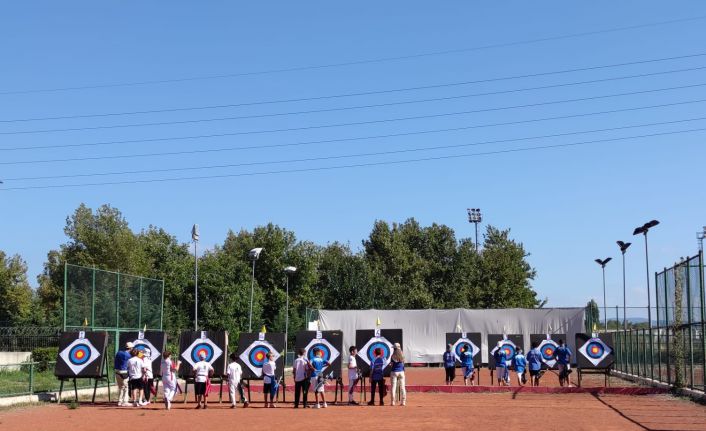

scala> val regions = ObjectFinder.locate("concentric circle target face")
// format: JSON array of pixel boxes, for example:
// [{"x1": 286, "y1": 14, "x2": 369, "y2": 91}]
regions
[
  {"x1": 490, "y1": 339, "x2": 517, "y2": 367},
  {"x1": 359, "y1": 336, "x2": 393, "y2": 367},
  {"x1": 181, "y1": 337, "x2": 223, "y2": 369},
  {"x1": 239, "y1": 340, "x2": 281, "y2": 377},
  {"x1": 132, "y1": 339, "x2": 159, "y2": 361},
  {"x1": 578, "y1": 337, "x2": 612, "y2": 367},
  {"x1": 59, "y1": 337, "x2": 101, "y2": 375},
  {"x1": 538, "y1": 339, "x2": 559, "y2": 368},
  {"x1": 452, "y1": 338, "x2": 479, "y2": 363}
]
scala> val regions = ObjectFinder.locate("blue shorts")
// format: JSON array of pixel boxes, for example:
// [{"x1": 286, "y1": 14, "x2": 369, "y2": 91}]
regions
[{"x1": 463, "y1": 366, "x2": 474, "y2": 378}]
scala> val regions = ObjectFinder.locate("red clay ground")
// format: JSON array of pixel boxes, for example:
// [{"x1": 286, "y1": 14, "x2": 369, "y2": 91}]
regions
[{"x1": 2, "y1": 392, "x2": 705, "y2": 431}]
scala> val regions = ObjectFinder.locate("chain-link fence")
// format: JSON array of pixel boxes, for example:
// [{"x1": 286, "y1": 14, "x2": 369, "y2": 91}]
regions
[
  {"x1": 611, "y1": 251, "x2": 705, "y2": 392},
  {"x1": 64, "y1": 263, "x2": 164, "y2": 331}
]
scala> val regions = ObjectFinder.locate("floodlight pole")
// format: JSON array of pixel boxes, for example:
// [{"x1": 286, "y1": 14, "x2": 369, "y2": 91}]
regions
[
  {"x1": 284, "y1": 266, "x2": 297, "y2": 359},
  {"x1": 467, "y1": 208, "x2": 482, "y2": 251},
  {"x1": 634, "y1": 220, "x2": 659, "y2": 383},
  {"x1": 595, "y1": 258, "x2": 611, "y2": 330},
  {"x1": 192, "y1": 224, "x2": 199, "y2": 332},
  {"x1": 617, "y1": 241, "x2": 632, "y2": 331},
  {"x1": 249, "y1": 259, "x2": 256, "y2": 333}
]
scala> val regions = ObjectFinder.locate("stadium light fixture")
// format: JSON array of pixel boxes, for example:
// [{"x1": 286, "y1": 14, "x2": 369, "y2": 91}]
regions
[
  {"x1": 467, "y1": 208, "x2": 482, "y2": 251},
  {"x1": 594, "y1": 257, "x2": 612, "y2": 330},
  {"x1": 633, "y1": 219, "x2": 659, "y2": 382}
]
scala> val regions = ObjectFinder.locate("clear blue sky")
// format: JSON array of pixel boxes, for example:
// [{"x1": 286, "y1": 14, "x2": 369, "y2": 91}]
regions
[{"x1": 1, "y1": 1, "x2": 705, "y2": 317}]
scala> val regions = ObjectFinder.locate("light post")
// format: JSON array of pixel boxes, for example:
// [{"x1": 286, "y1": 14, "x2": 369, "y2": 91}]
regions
[
  {"x1": 595, "y1": 257, "x2": 612, "y2": 330},
  {"x1": 191, "y1": 224, "x2": 199, "y2": 331},
  {"x1": 284, "y1": 266, "x2": 297, "y2": 359},
  {"x1": 467, "y1": 208, "x2": 482, "y2": 251},
  {"x1": 633, "y1": 219, "x2": 659, "y2": 382},
  {"x1": 617, "y1": 241, "x2": 632, "y2": 331},
  {"x1": 248, "y1": 247, "x2": 263, "y2": 333}
]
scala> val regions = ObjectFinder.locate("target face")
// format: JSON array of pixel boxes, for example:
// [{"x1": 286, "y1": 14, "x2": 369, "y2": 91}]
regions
[
  {"x1": 490, "y1": 340, "x2": 517, "y2": 367},
  {"x1": 579, "y1": 337, "x2": 612, "y2": 366},
  {"x1": 538, "y1": 339, "x2": 559, "y2": 368},
  {"x1": 132, "y1": 339, "x2": 159, "y2": 361},
  {"x1": 59, "y1": 337, "x2": 100, "y2": 375},
  {"x1": 452, "y1": 338, "x2": 479, "y2": 363},
  {"x1": 239, "y1": 340, "x2": 281, "y2": 377},
  {"x1": 304, "y1": 337, "x2": 340, "y2": 375},
  {"x1": 181, "y1": 337, "x2": 223, "y2": 369},
  {"x1": 359, "y1": 336, "x2": 393, "y2": 368}
]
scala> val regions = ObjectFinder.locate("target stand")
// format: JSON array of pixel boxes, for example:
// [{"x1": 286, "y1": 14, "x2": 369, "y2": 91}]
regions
[
  {"x1": 577, "y1": 365, "x2": 612, "y2": 387},
  {"x1": 57, "y1": 354, "x2": 111, "y2": 404},
  {"x1": 575, "y1": 333, "x2": 615, "y2": 388},
  {"x1": 332, "y1": 377, "x2": 345, "y2": 404}
]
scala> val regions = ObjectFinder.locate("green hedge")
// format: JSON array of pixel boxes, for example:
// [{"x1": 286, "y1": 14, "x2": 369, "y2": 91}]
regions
[{"x1": 32, "y1": 347, "x2": 58, "y2": 372}]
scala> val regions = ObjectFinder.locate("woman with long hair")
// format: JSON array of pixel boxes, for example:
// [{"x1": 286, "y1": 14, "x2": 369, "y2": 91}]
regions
[{"x1": 389, "y1": 343, "x2": 406, "y2": 406}]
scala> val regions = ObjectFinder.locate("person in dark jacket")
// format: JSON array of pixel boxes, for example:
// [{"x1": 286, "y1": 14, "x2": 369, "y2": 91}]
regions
[{"x1": 367, "y1": 348, "x2": 386, "y2": 406}]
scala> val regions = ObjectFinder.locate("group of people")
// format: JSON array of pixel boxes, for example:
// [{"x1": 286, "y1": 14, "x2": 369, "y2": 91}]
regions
[
  {"x1": 442, "y1": 339, "x2": 573, "y2": 387},
  {"x1": 113, "y1": 341, "x2": 157, "y2": 407}
]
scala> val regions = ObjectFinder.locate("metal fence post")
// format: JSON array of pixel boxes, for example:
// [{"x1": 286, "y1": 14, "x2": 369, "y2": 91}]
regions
[
  {"x1": 91, "y1": 266, "x2": 96, "y2": 329},
  {"x1": 63, "y1": 263, "x2": 68, "y2": 331},
  {"x1": 656, "y1": 270, "x2": 662, "y2": 383},
  {"x1": 138, "y1": 278, "x2": 143, "y2": 328},
  {"x1": 29, "y1": 362, "x2": 34, "y2": 395},
  {"x1": 664, "y1": 269, "x2": 671, "y2": 386},
  {"x1": 700, "y1": 251, "x2": 706, "y2": 390},
  {"x1": 685, "y1": 259, "x2": 694, "y2": 389}
]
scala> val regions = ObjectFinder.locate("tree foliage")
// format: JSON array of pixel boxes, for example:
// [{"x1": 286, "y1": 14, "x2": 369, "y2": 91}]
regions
[{"x1": 9, "y1": 204, "x2": 542, "y2": 336}]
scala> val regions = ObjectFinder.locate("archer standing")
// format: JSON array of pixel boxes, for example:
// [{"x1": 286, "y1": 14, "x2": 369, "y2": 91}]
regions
[
  {"x1": 127, "y1": 348, "x2": 146, "y2": 407},
  {"x1": 160, "y1": 350, "x2": 179, "y2": 410},
  {"x1": 526, "y1": 342, "x2": 543, "y2": 387},
  {"x1": 193, "y1": 351, "x2": 214, "y2": 409},
  {"x1": 309, "y1": 348, "x2": 330, "y2": 409},
  {"x1": 390, "y1": 343, "x2": 406, "y2": 406},
  {"x1": 262, "y1": 352, "x2": 278, "y2": 408},
  {"x1": 367, "y1": 348, "x2": 386, "y2": 406},
  {"x1": 114, "y1": 341, "x2": 133, "y2": 406},
  {"x1": 347, "y1": 346, "x2": 360, "y2": 405},
  {"x1": 226, "y1": 352, "x2": 243, "y2": 409},
  {"x1": 293, "y1": 348, "x2": 310, "y2": 408},
  {"x1": 443, "y1": 344, "x2": 455, "y2": 385},
  {"x1": 494, "y1": 342, "x2": 509, "y2": 386},
  {"x1": 460, "y1": 345, "x2": 475, "y2": 386}
]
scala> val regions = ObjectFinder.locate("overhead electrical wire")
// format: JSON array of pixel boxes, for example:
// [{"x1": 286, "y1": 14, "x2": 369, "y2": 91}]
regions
[
  {"x1": 1, "y1": 54, "x2": 704, "y2": 124},
  {"x1": 2, "y1": 127, "x2": 704, "y2": 191},
  {"x1": 1, "y1": 15, "x2": 704, "y2": 96},
  {"x1": 4, "y1": 117, "x2": 706, "y2": 182},
  {"x1": 2, "y1": 82, "x2": 705, "y2": 136},
  {"x1": 3, "y1": 98, "x2": 705, "y2": 166}
]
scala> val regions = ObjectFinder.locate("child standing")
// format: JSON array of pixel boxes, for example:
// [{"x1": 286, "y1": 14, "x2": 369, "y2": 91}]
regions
[
  {"x1": 142, "y1": 348, "x2": 154, "y2": 405},
  {"x1": 512, "y1": 348, "x2": 527, "y2": 386},
  {"x1": 261, "y1": 352, "x2": 277, "y2": 408},
  {"x1": 160, "y1": 350, "x2": 179, "y2": 410},
  {"x1": 226, "y1": 352, "x2": 243, "y2": 408},
  {"x1": 460, "y1": 345, "x2": 474, "y2": 386},
  {"x1": 367, "y1": 348, "x2": 386, "y2": 406},
  {"x1": 347, "y1": 346, "x2": 360, "y2": 405},
  {"x1": 389, "y1": 344, "x2": 406, "y2": 407},
  {"x1": 443, "y1": 344, "x2": 455, "y2": 385},
  {"x1": 293, "y1": 348, "x2": 309, "y2": 408},
  {"x1": 526, "y1": 342, "x2": 543, "y2": 387},
  {"x1": 309, "y1": 348, "x2": 330, "y2": 409},
  {"x1": 193, "y1": 351, "x2": 214, "y2": 409},
  {"x1": 127, "y1": 348, "x2": 146, "y2": 407}
]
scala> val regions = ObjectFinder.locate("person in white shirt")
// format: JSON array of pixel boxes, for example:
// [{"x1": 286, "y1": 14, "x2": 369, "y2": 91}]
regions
[
  {"x1": 348, "y1": 346, "x2": 360, "y2": 405},
  {"x1": 226, "y1": 353, "x2": 243, "y2": 409},
  {"x1": 261, "y1": 352, "x2": 277, "y2": 408},
  {"x1": 160, "y1": 350, "x2": 179, "y2": 410},
  {"x1": 127, "y1": 349, "x2": 146, "y2": 407},
  {"x1": 193, "y1": 352, "x2": 214, "y2": 409},
  {"x1": 141, "y1": 348, "x2": 154, "y2": 405},
  {"x1": 292, "y1": 348, "x2": 309, "y2": 408}
]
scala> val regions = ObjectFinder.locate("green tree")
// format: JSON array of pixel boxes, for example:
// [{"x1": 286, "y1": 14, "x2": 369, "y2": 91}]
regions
[
  {"x1": 0, "y1": 251, "x2": 34, "y2": 326},
  {"x1": 586, "y1": 299, "x2": 600, "y2": 330}
]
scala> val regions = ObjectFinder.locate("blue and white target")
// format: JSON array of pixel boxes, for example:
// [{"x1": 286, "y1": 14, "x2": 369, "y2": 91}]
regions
[
  {"x1": 366, "y1": 341, "x2": 391, "y2": 363},
  {"x1": 191, "y1": 343, "x2": 215, "y2": 363},
  {"x1": 69, "y1": 344, "x2": 92, "y2": 365},
  {"x1": 307, "y1": 343, "x2": 332, "y2": 362}
]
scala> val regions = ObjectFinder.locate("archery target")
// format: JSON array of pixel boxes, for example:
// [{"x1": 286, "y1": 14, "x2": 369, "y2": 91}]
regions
[
  {"x1": 579, "y1": 337, "x2": 612, "y2": 367},
  {"x1": 491, "y1": 340, "x2": 516, "y2": 367},
  {"x1": 360, "y1": 336, "x2": 393, "y2": 368},
  {"x1": 452, "y1": 338, "x2": 479, "y2": 363},
  {"x1": 59, "y1": 337, "x2": 100, "y2": 375},
  {"x1": 487, "y1": 334, "x2": 523, "y2": 369},
  {"x1": 305, "y1": 338, "x2": 340, "y2": 367},
  {"x1": 133, "y1": 339, "x2": 159, "y2": 361},
  {"x1": 239, "y1": 340, "x2": 281, "y2": 378},
  {"x1": 181, "y1": 337, "x2": 223, "y2": 369},
  {"x1": 539, "y1": 339, "x2": 559, "y2": 368}
]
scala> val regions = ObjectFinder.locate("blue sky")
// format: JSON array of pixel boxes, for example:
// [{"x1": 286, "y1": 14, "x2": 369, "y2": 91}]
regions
[{"x1": 1, "y1": 1, "x2": 705, "y2": 316}]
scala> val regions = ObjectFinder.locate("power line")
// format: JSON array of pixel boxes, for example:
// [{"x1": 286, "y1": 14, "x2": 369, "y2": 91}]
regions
[
  {"x1": 2, "y1": 56, "x2": 705, "y2": 124},
  {"x1": 3, "y1": 82, "x2": 705, "y2": 136},
  {"x1": 5, "y1": 118, "x2": 706, "y2": 182},
  {"x1": 2, "y1": 127, "x2": 703, "y2": 191},
  {"x1": 2, "y1": 15, "x2": 704, "y2": 96},
  {"x1": 3, "y1": 98, "x2": 705, "y2": 165}
]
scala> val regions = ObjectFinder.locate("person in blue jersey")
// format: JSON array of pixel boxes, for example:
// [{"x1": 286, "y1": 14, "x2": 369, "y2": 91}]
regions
[
  {"x1": 367, "y1": 348, "x2": 386, "y2": 406},
  {"x1": 553, "y1": 339, "x2": 573, "y2": 387},
  {"x1": 494, "y1": 341, "x2": 509, "y2": 386},
  {"x1": 442, "y1": 344, "x2": 455, "y2": 385},
  {"x1": 309, "y1": 348, "x2": 330, "y2": 409},
  {"x1": 460, "y1": 345, "x2": 475, "y2": 386},
  {"x1": 526, "y1": 342, "x2": 544, "y2": 387},
  {"x1": 390, "y1": 343, "x2": 406, "y2": 406},
  {"x1": 512, "y1": 348, "x2": 527, "y2": 386}
]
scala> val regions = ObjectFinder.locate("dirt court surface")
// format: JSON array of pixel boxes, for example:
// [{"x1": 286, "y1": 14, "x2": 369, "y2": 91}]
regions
[{"x1": 2, "y1": 392, "x2": 706, "y2": 431}]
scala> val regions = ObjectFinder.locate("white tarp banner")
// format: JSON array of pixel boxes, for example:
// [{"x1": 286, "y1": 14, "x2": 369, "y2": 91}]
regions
[{"x1": 318, "y1": 308, "x2": 585, "y2": 364}]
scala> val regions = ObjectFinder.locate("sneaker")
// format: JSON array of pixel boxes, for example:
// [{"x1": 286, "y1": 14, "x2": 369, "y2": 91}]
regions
[
  {"x1": 243, "y1": 401, "x2": 250, "y2": 408},
  {"x1": 203, "y1": 404, "x2": 208, "y2": 409},
  {"x1": 315, "y1": 404, "x2": 321, "y2": 409},
  {"x1": 367, "y1": 401, "x2": 375, "y2": 406},
  {"x1": 196, "y1": 404, "x2": 201, "y2": 409},
  {"x1": 391, "y1": 401, "x2": 396, "y2": 406},
  {"x1": 401, "y1": 401, "x2": 406, "y2": 406},
  {"x1": 322, "y1": 403, "x2": 327, "y2": 408},
  {"x1": 133, "y1": 402, "x2": 139, "y2": 407},
  {"x1": 230, "y1": 404, "x2": 235, "y2": 409},
  {"x1": 379, "y1": 401, "x2": 384, "y2": 406}
]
